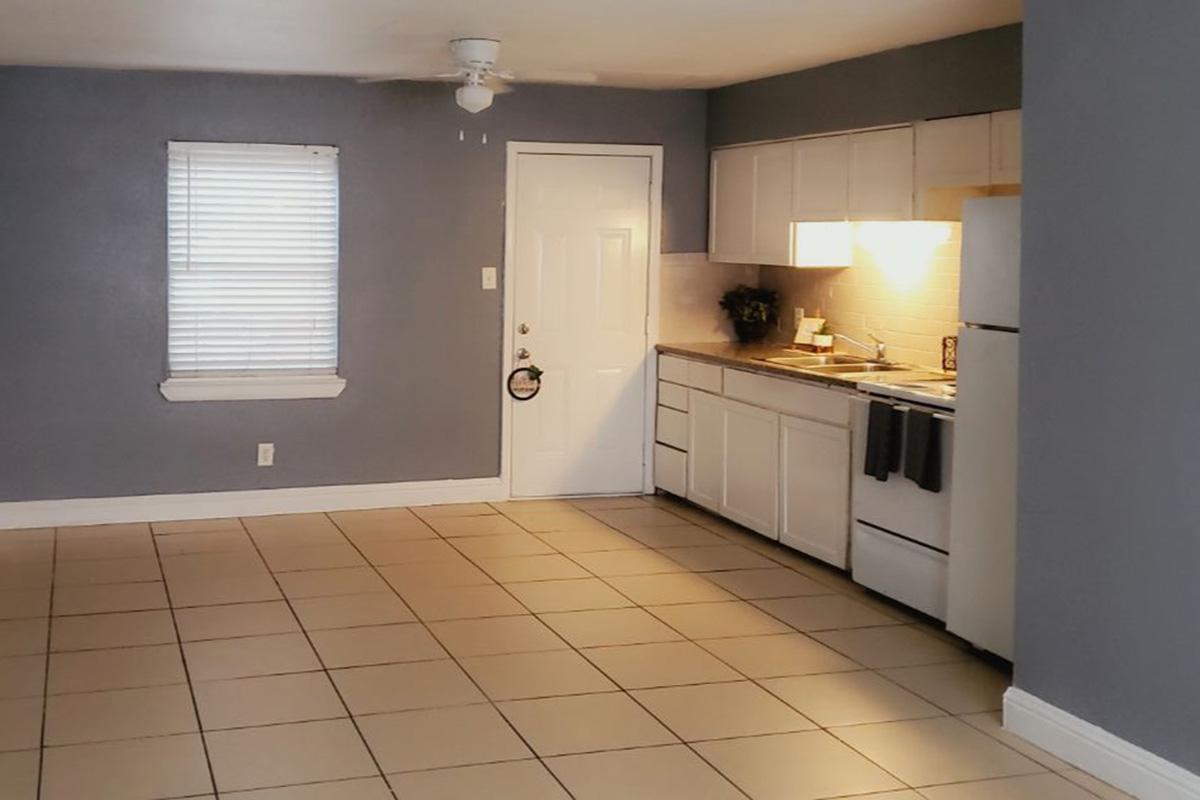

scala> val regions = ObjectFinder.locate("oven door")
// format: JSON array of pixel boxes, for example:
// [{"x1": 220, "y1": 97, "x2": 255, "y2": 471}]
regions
[{"x1": 850, "y1": 396, "x2": 954, "y2": 553}]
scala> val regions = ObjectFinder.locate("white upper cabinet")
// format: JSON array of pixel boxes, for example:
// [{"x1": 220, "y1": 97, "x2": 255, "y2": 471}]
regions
[
  {"x1": 752, "y1": 142, "x2": 795, "y2": 266},
  {"x1": 709, "y1": 146, "x2": 756, "y2": 263},
  {"x1": 915, "y1": 114, "x2": 991, "y2": 217},
  {"x1": 990, "y1": 109, "x2": 1022, "y2": 184},
  {"x1": 848, "y1": 127, "x2": 915, "y2": 221},
  {"x1": 792, "y1": 135, "x2": 850, "y2": 221},
  {"x1": 709, "y1": 142, "x2": 793, "y2": 266}
]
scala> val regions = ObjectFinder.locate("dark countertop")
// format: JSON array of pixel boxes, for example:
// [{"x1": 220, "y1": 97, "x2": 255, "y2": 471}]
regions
[{"x1": 655, "y1": 341, "x2": 952, "y2": 394}]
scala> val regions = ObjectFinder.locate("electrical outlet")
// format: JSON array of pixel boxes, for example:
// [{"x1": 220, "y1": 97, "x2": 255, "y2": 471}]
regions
[
  {"x1": 481, "y1": 266, "x2": 497, "y2": 290},
  {"x1": 257, "y1": 442, "x2": 274, "y2": 467},
  {"x1": 793, "y1": 307, "x2": 805, "y2": 327}
]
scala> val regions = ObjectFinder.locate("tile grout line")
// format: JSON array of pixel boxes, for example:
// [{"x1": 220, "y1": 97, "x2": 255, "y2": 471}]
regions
[
  {"x1": 234, "y1": 515, "x2": 402, "y2": 800},
  {"x1": 34, "y1": 527, "x2": 57, "y2": 800},
  {"x1": 319, "y1": 510, "x2": 582, "y2": 800},
  {"x1": 577, "y1": 497, "x2": 1071, "y2": 797},
  {"x1": 148, "y1": 524, "x2": 222, "y2": 800},
  {"x1": 25, "y1": 503, "x2": 1094, "y2": 799}
]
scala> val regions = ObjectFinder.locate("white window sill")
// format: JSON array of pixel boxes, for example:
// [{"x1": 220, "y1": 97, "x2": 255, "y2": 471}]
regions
[{"x1": 159, "y1": 375, "x2": 347, "y2": 402}]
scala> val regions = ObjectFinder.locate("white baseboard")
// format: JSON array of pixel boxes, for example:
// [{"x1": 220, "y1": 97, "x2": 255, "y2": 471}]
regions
[
  {"x1": 1004, "y1": 687, "x2": 1200, "y2": 800},
  {"x1": 0, "y1": 477, "x2": 506, "y2": 530}
]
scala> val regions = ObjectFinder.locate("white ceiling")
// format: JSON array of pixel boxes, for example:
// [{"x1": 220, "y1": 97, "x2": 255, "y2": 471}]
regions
[{"x1": 0, "y1": 0, "x2": 1021, "y2": 89}]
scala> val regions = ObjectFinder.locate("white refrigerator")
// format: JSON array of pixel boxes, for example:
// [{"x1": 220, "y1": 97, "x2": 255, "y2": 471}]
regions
[{"x1": 947, "y1": 196, "x2": 1020, "y2": 660}]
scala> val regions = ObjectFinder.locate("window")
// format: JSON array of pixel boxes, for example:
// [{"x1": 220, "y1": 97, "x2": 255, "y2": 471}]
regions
[{"x1": 159, "y1": 141, "x2": 345, "y2": 401}]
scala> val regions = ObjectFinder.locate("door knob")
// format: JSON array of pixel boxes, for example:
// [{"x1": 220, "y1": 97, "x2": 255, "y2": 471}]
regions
[{"x1": 517, "y1": 323, "x2": 530, "y2": 334}]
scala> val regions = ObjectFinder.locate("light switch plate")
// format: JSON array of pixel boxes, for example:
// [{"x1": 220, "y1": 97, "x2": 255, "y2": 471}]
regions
[
  {"x1": 481, "y1": 266, "x2": 497, "y2": 290},
  {"x1": 257, "y1": 442, "x2": 274, "y2": 467}
]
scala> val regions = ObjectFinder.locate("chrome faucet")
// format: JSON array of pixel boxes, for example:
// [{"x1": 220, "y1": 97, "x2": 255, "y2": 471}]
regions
[{"x1": 833, "y1": 332, "x2": 888, "y2": 362}]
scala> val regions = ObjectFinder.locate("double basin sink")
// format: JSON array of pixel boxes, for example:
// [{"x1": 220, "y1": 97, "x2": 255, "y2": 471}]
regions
[{"x1": 754, "y1": 353, "x2": 925, "y2": 381}]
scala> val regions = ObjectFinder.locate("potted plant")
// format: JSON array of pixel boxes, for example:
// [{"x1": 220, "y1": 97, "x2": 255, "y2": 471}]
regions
[
  {"x1": 719, "y1": 284, "x2": 779, "y2": 343},
  {"x1": 811, "y1": 322, "x2": 834, "y2": 350}
]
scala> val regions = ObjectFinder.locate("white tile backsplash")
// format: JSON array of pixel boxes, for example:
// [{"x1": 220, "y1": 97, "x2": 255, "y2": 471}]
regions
[
  {"x1": 659, "y1": 253, "x2": 759, "y2": 343},
  {"x1": 760, "y1": 224, "x2": 962, "y2": 369}
]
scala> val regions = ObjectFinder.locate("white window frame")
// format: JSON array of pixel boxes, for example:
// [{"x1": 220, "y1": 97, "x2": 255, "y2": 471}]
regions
[{"x1": 159, "y1": 141, "x2": 346, "y2": 402}]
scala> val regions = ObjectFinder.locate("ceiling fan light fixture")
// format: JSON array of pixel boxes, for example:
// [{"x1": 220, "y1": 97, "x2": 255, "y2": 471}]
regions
[{"x1": 455, "y1": 82, "x2": 494, "y2": 113}]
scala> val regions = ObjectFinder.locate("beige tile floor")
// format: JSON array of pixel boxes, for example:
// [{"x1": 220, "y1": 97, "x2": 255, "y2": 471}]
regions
[{"x1": 0, "y1": 495, "x2": 1135, "y2": 800}]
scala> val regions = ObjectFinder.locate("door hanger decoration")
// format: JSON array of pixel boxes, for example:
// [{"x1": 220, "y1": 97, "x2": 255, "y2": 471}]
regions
[{"x1": 507, "y1": 362, "x2": 543, "y2": 401}]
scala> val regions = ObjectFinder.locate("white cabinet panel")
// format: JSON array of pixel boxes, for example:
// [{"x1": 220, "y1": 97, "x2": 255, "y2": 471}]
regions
[
  {"x1": 848, "y1": 127, "x2": 914, "y2": 221},
  {"x1": 990, "y1": 109, "x2": 1022, "y2": 184},
  {"x1": 792, "y1": 135, "x2": 850, "y2": 222},
  {"x1": 709, "y1": 147, "x2": 755, "y2": 263},
  {"x1": 686, "y1": 389, "x2": 725, "y2": 513},
  {"x1": 657, "y1": 380, "x2": 688, "y2": 412},
  {"x1": 686, "y1": 360, "x2": 723, "y2": 394},
  {"x1": 656, "y1": 406, "x2": 688, "y2": 450},
  {"x1": 723, "y1": 398, "x2": 780, "y2": 538},
  {"x1": 780, "y1": 414, "x2": 850, "y2": 567},
  {"x1": 658, "y1": 354, "x2": 689, "y2": 385},
  {"x1": 723, "y1": 368, "x2": 850, "y2": 426},
  {"x1": 915, "y1": 114, "x2": 991, "y2": 218},
  {"x1": 752, "y1": 141, "x2": 794, "y2": 266},
  {"x1": 654, "y1": 444, "x2": 687, "y2": 497},
  {"x1": 916, "y1": 115, "x2": 991, "y2": 189}
]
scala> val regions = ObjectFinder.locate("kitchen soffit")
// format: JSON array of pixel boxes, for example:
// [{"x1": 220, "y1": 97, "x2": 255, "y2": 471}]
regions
[{"x1": 0, "y1": 0, "x2": 1020, "y2": 89}]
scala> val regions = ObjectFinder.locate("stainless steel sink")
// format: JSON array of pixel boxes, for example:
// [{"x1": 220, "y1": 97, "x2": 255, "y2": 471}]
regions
[
  {"x1": 805, "y1": 363, "x2": 908, "y2": 374},
  {"x1": 760, "y1": 354, "x2": 868, "y2": 367}
]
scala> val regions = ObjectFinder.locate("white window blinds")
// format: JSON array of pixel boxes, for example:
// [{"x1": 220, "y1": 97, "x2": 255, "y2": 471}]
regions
[{"x1": 168, "y1": 141, "x2": 339, "y2": 376}]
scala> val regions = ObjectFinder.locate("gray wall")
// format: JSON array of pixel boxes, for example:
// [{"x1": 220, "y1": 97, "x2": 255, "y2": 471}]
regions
[
  {"x1": 0, "y1": 67, "x2": 707, "y2": 501},
  {"x1": 1018, "y1": 3, "x2": 1200, "y2": 771},
  {"x1": 708, "y1": 24, "x2": 1022, "y2": 147}
]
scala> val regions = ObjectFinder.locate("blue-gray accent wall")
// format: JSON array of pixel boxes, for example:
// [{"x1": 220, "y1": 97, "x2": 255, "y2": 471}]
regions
[
  {"x1": 0, "y1": 68, "x2": 707, "y2": 501},
  {"x1": 707, "y1": 24, "x2": 1022, "y2": 147},
  {"x1": 1018, "y1": 3, "x2": 1200, "y2": 772}
]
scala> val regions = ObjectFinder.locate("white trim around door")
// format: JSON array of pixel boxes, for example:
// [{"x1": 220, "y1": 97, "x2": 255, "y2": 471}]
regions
[
  {"x1": 1004, "y1": 687, "x2": 1200, "y2": 800},
  {"x1": 500, "y1": 141, "x2": 664, "y2": 499}
]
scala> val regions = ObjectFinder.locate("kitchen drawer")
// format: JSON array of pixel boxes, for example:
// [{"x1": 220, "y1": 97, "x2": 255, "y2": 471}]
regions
[
  {"x1": 659, "y1": 354, "x2": 723, "y2": 393},
  {"x1": 852, "y1": 523, "x2": 948, "y2": 620},
  {"x1": 723, "y1": 368, "x2": 850, "y2": 426},
  {"x1": 657, "y1": 380, "x2": 688, "y2": 412},
  {"x1": 687, "y1": 361, "x2": 723, "y2": 393},
  {"x1": 654, "y1": 444, "x2": 687, "y2": 496},
  {"x1": 658, "y1": 354, "x2": 690, "y2": 385},
  {"x1": 656, "y1": 406, "x2": 688, "y2": 450}
]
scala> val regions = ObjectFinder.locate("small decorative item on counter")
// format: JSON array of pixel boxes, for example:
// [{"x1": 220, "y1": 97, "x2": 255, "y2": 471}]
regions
[
  {"x1": 810, "y1": 322, "x2": 834, "y2": 351},
  {"x1": 942, "y1": 335, "x2": 958, "y2": 371},
  {"x1": 793, "y1": 313, "x2": 826, "y2": 346},
  {"x1": 719, "y1": 284, "x2": 779, "y2": 344}
]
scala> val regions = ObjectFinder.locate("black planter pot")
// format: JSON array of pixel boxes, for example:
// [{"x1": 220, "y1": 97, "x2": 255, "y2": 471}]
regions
[{"x1": 733, "y1": 319, "x2": 770, "y2": 343}]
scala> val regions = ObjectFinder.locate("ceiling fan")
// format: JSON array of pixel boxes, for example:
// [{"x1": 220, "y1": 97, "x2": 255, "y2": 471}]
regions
[{"x1": 360, "y1": 38, "x2": 597, "y2": 113}]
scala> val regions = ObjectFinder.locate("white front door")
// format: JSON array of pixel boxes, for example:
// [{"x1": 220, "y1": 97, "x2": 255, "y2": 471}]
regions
[{"x1": 510, "y1": 153, "x2": 651, "y2": 497}]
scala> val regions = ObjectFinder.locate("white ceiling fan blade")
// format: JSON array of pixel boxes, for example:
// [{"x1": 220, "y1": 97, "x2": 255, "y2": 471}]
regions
[
  {"x1": 486, "y1": 76, "x2": 515, "y2": 95},
  {"x1": 356, "y1": 70, "x2": 464, "y2": 84},
  {"x1": 514, "y1": 69, "x2": 600, "y2": 85}
]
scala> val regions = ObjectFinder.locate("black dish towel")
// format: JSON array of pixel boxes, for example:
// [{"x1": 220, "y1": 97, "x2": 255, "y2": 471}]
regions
[
  {"x1": 864, "y1": 401, "x2": 903, "y2": 481},
  {"x1": 903, "y1": 409, "x2": 943, "y2": 492}
]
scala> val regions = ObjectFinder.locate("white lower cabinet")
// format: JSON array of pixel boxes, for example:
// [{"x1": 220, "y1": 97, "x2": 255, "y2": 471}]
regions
[
  {"x1": 653, "y1": 443, "x2": 687, "y2": 497},
  {"x1": 779, "y1": 414, "x2": 850, "y2": 568},
  {"x1": 686, "y1": 389, "x2": 725, "y2": 513},
  {"x1": 722, "y1": 398, "x2": 779, "y2": 538},
  {"x1": 673, "y1": 363, "x2": 853, "y2": 564}
]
